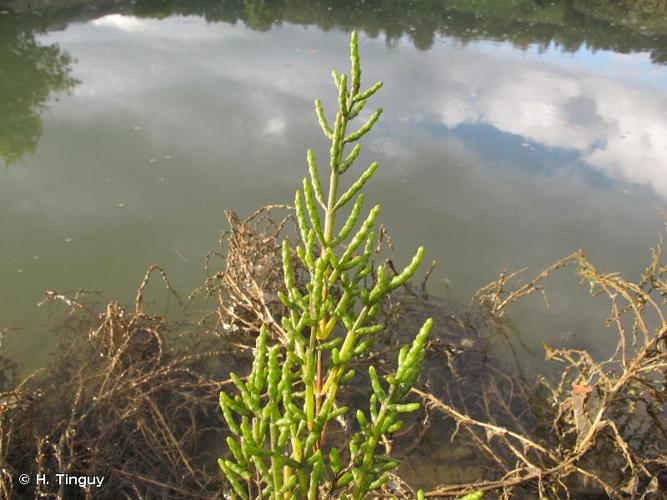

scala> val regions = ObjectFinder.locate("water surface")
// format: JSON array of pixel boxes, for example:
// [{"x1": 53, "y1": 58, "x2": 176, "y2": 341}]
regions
[{"x1": 1, "y1": 0, "x2": 666, "y2": 371}]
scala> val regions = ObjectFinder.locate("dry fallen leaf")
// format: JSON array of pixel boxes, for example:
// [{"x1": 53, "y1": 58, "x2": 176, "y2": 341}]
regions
[{"x1": 571, "y1": 381, "x2": 593, "y2": 395}]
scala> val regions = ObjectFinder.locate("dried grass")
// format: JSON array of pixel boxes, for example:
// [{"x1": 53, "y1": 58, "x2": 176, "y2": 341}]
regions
[{"x1": 0, "y1": 207, "x2": 664, "y2": 498}]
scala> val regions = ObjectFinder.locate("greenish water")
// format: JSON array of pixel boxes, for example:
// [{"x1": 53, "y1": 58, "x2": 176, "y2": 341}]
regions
[{"x1": 1, "y1": 0, "x2": 666, "y2": 372}]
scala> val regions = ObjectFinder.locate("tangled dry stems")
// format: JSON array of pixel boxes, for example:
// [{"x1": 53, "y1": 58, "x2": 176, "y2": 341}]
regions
[
  {"x1": 417, "y1": 242, "x2": 667, "y2": 498},
  {"x1": 0, "y1": 269, "x2": 239, "y2": 499},
  {"x1": 0, "y1": 207, "x2": 665, "y2": 498}
]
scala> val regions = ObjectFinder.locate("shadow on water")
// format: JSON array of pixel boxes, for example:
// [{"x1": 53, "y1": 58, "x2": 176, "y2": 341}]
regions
[{"x1": 0, "y1": 15, "x2": 78, "y2": 166}]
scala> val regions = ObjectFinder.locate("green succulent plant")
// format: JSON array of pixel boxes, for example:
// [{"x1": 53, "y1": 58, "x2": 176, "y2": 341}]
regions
[{"x1": 218, "y1": 31, "x2": 433, "y2": 499}]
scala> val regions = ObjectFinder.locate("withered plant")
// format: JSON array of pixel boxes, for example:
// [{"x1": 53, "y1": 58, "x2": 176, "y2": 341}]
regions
[{"x1": 415, "y1": 238, "x2": 667, "y2": 498}]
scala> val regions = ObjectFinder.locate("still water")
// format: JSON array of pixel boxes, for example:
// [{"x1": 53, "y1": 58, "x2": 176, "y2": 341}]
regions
[{"x1": 1, "y1": 0, "x2": 666, "y2": 372}]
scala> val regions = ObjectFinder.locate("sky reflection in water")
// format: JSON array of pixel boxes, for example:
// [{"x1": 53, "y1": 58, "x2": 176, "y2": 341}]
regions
[{"x1": 1, "y1": 11, "x2": 666, "y2": 369}]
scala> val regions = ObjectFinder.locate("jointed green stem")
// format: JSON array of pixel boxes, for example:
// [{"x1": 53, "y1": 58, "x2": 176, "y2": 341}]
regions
[
  {"x1": 219, "y1": 31, "x2": 433, "y2": 500},
  {"x1": 352, "y1": 385, "x2": 396, "y2": 499}
]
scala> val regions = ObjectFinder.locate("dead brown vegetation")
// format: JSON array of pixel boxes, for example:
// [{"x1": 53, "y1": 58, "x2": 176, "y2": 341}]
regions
[
  {"x1": 0, "y1": 271, "x2": 235, "y2": 499},
  {"x1": 0, "y1": 207, "x2": 665, "y2": 498},
  {"x1": 416, "y1": 244, "x2": 667, "y2": 498}
]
